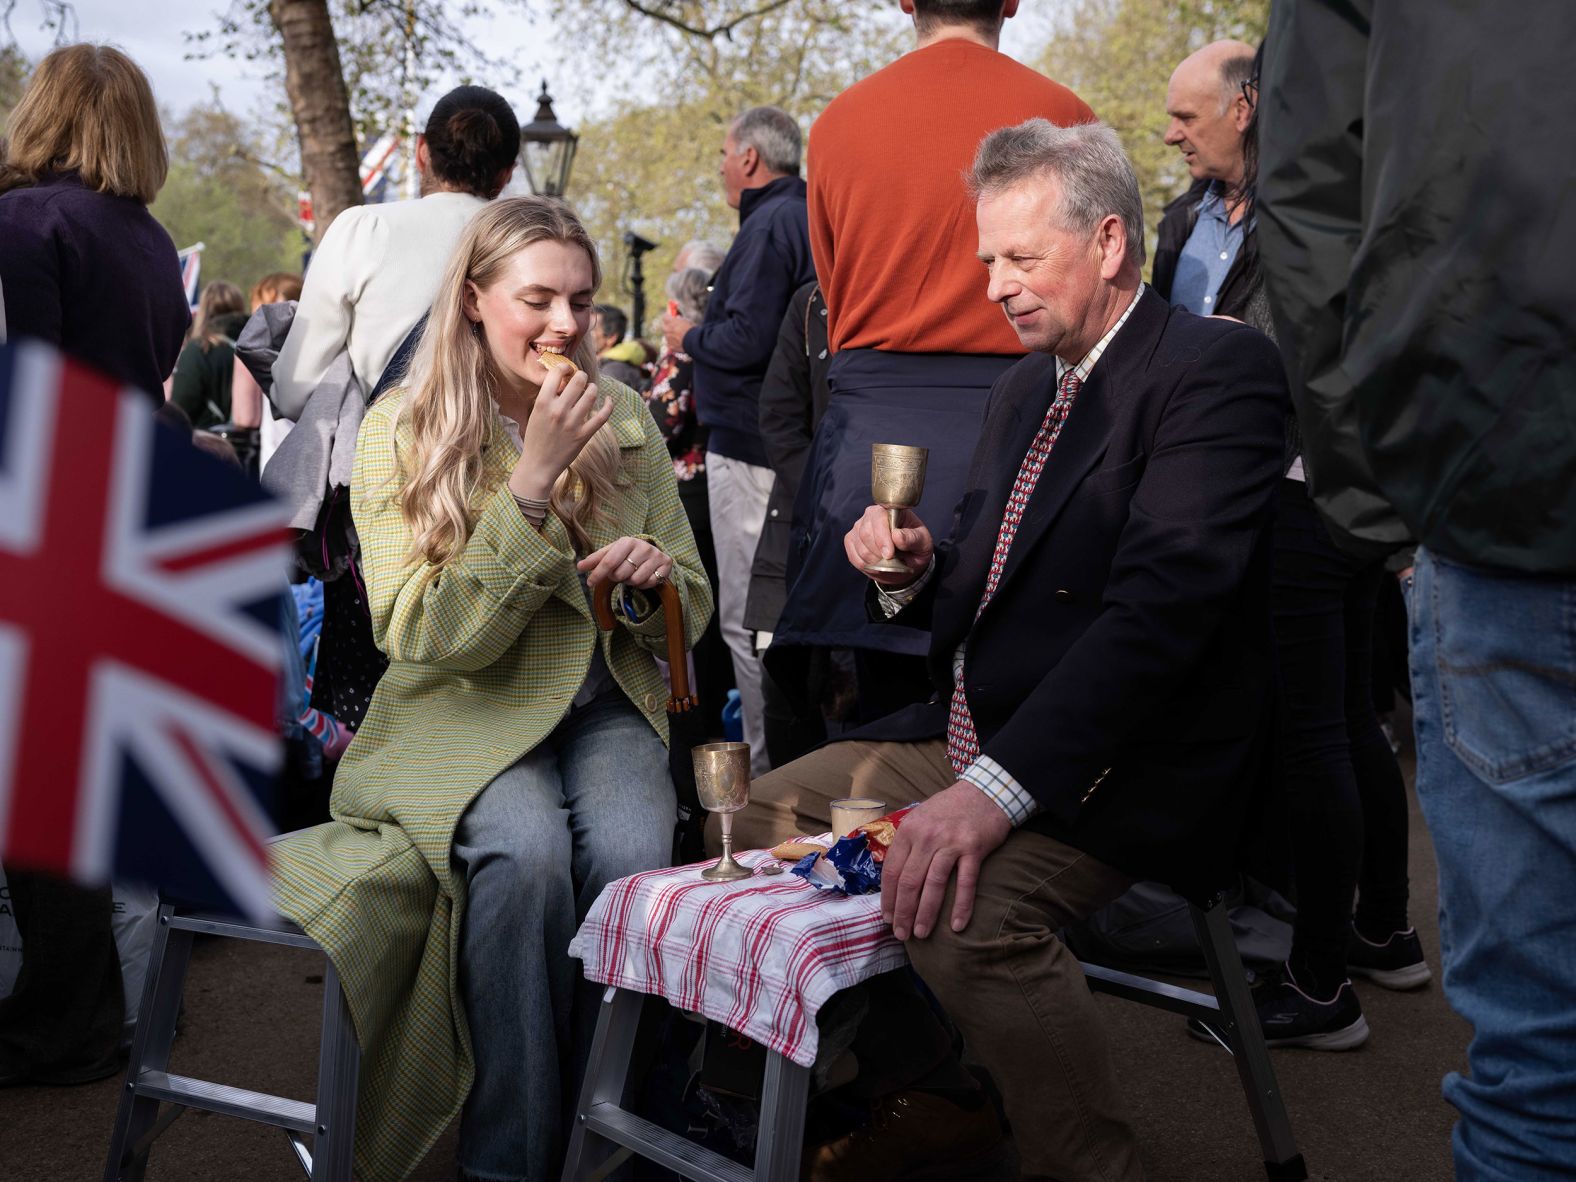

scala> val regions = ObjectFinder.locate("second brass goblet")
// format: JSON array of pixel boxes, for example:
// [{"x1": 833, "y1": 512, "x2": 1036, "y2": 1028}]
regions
[
  {"x1": 868, "y1": 443, "x2": 929, "y2": 574},
  {"x1": 693, "y1": 741, "x2": 754, "y2": 881}
]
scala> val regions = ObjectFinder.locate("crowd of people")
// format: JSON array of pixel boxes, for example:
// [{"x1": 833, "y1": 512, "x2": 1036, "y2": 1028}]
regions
[{"x1": 1, "y1": 2, "x2": 1573, "y2": 1181}]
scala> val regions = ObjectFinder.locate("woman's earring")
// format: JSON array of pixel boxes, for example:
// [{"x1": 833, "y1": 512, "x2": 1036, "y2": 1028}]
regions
[{"x1": 470, "y1": 320, "x2": 481, "y2": 337}]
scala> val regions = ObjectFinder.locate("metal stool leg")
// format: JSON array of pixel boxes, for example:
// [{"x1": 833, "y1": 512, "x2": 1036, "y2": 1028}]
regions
[
  {"x1": 308, "y1": 959, "x2": 359, "y2": 1182},
  {"x1": 103, "y1": 904, "x2": 195, "y2": 1182},
  {"x1": 1191, "y1": 902, "x2": 1308, "y2": 1182},
  {"x1": 753, "y1": 1051, "x2": 812, "y2": 1182},
  {"x1": 562, "y1": 987, "x2": 645, "y2": 1182}
]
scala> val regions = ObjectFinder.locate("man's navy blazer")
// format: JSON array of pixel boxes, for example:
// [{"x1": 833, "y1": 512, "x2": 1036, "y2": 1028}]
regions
[{"x1": 853, "y1": 287, "x2": 1288, "y2": 898}]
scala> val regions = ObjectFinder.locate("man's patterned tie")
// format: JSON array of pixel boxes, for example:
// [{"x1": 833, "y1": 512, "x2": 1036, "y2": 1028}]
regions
[{"x1": 946, "y1": 369, "x2": 1085, "y2": 774}]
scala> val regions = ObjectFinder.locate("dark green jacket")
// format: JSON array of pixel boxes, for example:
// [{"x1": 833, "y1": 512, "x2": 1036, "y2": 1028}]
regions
[
  {"x1": 170, "y1": 311, "x2": 249, "y2": 429},
  {"x1": 1259, "y1": 0, "x2": 1576, "y2": 573}
]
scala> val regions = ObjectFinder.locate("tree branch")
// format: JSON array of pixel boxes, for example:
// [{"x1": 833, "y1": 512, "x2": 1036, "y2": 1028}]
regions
[{"x1": 617, "y1": 0, "x2": 795, "y2": 42}]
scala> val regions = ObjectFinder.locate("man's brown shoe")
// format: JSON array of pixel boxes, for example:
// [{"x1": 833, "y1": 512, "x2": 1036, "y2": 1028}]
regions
[{"x1": 802, "y1": 1089, "x2": 1007, "y2": 1181}]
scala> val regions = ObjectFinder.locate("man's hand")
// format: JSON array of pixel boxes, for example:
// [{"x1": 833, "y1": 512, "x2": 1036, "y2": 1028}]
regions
[
  {"x1": 661, "y1": 311, "x2": 695, "y2": 354},
  {"x1": 844, "y1": 505, "x2": 934, "y2": 587},
  {"x1": 881, "y1": 782, "x2": 1011, "y2": 940}
]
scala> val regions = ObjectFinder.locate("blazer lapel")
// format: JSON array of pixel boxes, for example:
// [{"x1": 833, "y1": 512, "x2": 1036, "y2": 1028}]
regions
[
  {"x1": 932, "y1": 356, "x2": 1056, "y2": 644},
  {"x1": 987, "y1": 288, "x2": 1170, "y2": 596}
]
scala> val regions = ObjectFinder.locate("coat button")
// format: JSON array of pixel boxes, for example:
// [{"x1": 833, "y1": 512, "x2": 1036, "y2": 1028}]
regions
[
  {"x1": 1054, "y1": 589, "x2": 1074, "y2": 602},
  {"x1": 769, "y1": 508, "x2": 779, "y2": 518},
  {"x1": 643, "y1": 691, "x2": 660, "y2": 711}
]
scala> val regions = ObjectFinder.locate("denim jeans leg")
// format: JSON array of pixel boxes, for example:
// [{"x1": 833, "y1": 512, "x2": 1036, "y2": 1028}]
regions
[
  {"x1": 452, "y1": 743, "x2": 577, "y2": 1182},
  {"x1": 1408, "y1": 548, "x2": 1576, "y2": 1180},
  {"x1": 557, "y1": 691, "x2": 676, "y2": 1113}
]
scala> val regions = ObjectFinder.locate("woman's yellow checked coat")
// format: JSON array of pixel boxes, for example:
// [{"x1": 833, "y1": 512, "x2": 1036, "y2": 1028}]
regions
[{"x1": 271, "y1": 378, "x2": 712, "y2": 1181}]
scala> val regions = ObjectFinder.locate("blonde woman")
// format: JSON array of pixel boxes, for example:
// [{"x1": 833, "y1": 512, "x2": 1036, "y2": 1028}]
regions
[{"x1": 272, "y1": 197, "x2": 712, "y2": 1182}]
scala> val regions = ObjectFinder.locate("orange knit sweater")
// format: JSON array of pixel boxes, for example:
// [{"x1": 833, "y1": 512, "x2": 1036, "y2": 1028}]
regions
[{"x1": 808, "y1": 39, "x2": 1095, "y2": 356}]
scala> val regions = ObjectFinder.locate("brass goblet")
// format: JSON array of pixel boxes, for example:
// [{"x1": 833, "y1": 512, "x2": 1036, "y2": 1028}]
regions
[
  {"x1": 693, "y1": 742, "x2": 754, "y2": 881},
  {"x1": 868, "y1": 444, "x2": 929, "y2": 574}
]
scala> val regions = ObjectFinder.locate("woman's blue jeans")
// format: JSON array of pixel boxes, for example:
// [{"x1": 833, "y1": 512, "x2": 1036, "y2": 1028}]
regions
[
  {"x1": 1408, "y1": 548, "x2": 1576, "y2": 1179},
  {"x1": 451, "y1": 689, "x2": 674, "y2": 1182}
]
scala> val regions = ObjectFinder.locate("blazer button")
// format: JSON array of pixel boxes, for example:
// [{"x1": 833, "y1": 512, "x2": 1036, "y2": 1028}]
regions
[
  {"x1": 643, "y1": 691, "x2": 660, "y2": 712},
  {"x1": 1054, "y1": 589, "x2": 1074, "y2": 602}
]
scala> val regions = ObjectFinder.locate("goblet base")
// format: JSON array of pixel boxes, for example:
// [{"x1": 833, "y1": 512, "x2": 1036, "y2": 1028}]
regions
[
  {"x1": 865, "y1": 555, "x2": 912, "y2": 574},
  {"x1": 701, "y1": 856, "x2": 753, "y2": 882}
]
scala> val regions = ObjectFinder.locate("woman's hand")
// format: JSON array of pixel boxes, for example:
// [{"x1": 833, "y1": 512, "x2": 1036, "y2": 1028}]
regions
[
  {"x1": 509, "y1": 366, "x2": 614, "y2": 501},
  {"x1": 845, "y1": 505, "x2": 934, "y2": 587},
  {"x1": 577, "y1": 536, "x2": 673, "y2": 591}
]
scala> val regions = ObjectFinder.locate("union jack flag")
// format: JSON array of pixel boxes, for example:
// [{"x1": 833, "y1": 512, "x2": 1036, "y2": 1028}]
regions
[{"x1": 0, "y1": 340, "x2": 291, "y2": 922}]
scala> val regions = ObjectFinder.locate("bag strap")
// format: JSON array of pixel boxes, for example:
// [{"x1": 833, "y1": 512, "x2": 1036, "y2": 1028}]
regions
[{"x1": 368, "y1": 311, "x2": 429, "y2": 405}]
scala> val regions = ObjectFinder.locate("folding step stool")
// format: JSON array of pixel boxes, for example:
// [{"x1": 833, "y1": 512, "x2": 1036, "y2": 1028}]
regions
[
  {"x1": 1082, "y1": 897, "x2": 1308, "y2": 1182},
  {"x1": 101, "y1": 903, "x2": 360, "y2": 1182},
  {"x1": 562, "y1": 895, "x2": 1306, "y2": 1182}
]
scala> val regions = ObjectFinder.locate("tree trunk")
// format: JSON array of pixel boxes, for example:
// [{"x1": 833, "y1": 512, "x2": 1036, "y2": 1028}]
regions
[{"x1": 269, "y1": 0, "x2": 361, "y2": 245}]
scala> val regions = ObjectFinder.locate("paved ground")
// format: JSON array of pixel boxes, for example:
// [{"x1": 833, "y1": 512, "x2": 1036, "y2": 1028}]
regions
[{"x1": 5, "y1": 721, "x2": 1468, "y2": 1181}]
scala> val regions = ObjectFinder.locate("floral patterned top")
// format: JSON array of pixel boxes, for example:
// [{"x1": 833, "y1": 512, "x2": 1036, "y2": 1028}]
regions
[{"x1": 642, "y1": 345, "x2": 706, "y2": 482}]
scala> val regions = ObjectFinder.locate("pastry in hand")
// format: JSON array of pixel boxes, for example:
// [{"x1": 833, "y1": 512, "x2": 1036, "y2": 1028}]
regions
[{"x1": 538, "y1": 348, "x2": 579, "y2": 376}]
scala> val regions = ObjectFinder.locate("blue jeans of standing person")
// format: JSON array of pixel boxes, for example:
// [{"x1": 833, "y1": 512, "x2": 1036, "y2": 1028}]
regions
[
  {"x1": 451, "y1": 689, "x2": 675, "y2": 1182},
  {"x1": 1408, "y1": 548, "x2": 1576, "y2": 1180}
]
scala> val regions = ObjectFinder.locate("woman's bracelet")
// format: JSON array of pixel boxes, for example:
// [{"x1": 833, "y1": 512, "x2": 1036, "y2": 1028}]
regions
[{"x1": 512, "y1": 492, "x2": 550, "y2": 528}]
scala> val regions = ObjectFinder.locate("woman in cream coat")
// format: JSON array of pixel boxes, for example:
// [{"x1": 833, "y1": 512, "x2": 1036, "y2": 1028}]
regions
[{"x1": 272, "y1": 198, "x2": 711, "y2": 1182}]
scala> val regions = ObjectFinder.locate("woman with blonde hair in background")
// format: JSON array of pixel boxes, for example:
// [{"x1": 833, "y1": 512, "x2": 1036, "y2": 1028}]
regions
[
  {"x1": 272, "y1": 196, "x2": 712, "y2": 1182},
  {"x1": 0, "y1": 43, "x2": 189, "y2": 1091}
]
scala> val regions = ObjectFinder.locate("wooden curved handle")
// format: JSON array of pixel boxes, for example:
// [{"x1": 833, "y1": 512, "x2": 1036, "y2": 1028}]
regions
[{"x1": 591, "y1": 579, "x2": 693, "y2": 704}]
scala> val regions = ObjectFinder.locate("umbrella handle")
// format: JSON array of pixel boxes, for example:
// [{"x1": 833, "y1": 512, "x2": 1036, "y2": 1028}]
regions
[{"x1": 590, "y1": 578, "x2": 694, "y2": 705}]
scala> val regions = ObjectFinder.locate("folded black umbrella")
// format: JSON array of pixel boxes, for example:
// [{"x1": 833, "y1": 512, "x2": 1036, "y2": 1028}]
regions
[{"x1": 594, "y1": 580, "x2": 708, "y2": 863}]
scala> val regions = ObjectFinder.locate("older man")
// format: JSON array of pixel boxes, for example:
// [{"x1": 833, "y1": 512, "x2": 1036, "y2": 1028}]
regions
[
  {"x1": 1153, "y1": 40, "x2": 1258, "y2": 316},
  {"x1": 662, "y1": 108, "x2": 815, "y2": 776},
  {"x1": 735, "y1": 120, "x2": 1288, "y2": 1179}
]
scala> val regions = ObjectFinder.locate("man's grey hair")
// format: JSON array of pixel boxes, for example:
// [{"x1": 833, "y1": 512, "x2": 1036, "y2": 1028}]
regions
[
  {"x1": 968, "y1": 120, "x2": 1147, "y2": 268},
  {"x1": 1219, "y1": 50, "x2": 1256, "y2": 113},
  {"x1": 730, "y1": 106, "x2": 802, "y2": 177},
  {"x1": 675, "y1": 239, "x2": 725, "y2": 275},
  {"x1": 666, "y1": 266, "x2": 714, "y2": 324}
]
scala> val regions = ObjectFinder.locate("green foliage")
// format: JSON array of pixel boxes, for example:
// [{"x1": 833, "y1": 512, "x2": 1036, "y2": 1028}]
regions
[
  {"x1": 0, "y1": 44, "x2": 30, "y2": 133},
  {"x1": 186, "y1": 0, "x2": 525, "y2": 146},
  {"x1": 552, "y1": 0, "x2": 908, "y2": 331},
  {"x1": 1037, "y1": 0, "x2": 1270, "y2": 254},
  {"x1": 150, "y1": 102, "x2": 304, "y2": 290}
]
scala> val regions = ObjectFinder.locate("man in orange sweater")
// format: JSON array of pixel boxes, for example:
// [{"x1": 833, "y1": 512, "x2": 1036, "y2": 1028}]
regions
[{"x1": 770, "y1": 0, "x2": 1096, "y2": 719}]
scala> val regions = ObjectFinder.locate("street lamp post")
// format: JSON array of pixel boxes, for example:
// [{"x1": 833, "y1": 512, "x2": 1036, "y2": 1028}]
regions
[{"x1": 519, "y1": 80, "x2": 579, "y2": 197}]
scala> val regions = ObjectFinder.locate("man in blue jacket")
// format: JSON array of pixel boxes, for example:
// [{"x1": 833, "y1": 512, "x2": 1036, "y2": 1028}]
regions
[{"x1": 663, "y1": 106, "x2": 815, "y2": 775}]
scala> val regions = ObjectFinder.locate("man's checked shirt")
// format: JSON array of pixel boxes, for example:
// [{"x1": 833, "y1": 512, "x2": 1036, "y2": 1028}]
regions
[{"x1": 879, "y1": 285, "x2": 1145, "y2": 825}]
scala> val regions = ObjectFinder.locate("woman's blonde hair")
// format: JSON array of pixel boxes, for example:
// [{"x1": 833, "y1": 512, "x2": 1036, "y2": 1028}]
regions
[
  {"x1": 399, "y1": 196, "x2": 619, "y2": 566},
  {"x1": 3, "y1": 44, "x2": 168, "y2": 203},
  {"x1": 192, "y1": 281, "x2": 245, "y2": 351}
]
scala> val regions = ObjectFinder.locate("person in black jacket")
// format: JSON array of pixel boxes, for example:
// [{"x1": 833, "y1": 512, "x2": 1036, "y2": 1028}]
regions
[
  {"x1": 1159, "y1": 40, "x2": 1426, "y2": 1053},
  {"x1": 729, "y1": 120, "x2": 1287, "y2": 1181},
  {"x1": 747, "y1": 282, "x2": 833, "y2": 766},
  {"x1": 1260, "y1": 4, "x2": 1576, "y2": 1176},
  {"x1": 661, "y1": 107, "x2": 816, "y2": 776}
]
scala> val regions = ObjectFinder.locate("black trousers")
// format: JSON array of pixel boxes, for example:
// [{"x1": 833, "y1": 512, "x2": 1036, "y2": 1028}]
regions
[
  {"x1": 1272, "y1": 481, "x2": 1411, "y2": 991},
  {"x1": 0, "y1": 870, "x2": 123, "y2": 1074}
]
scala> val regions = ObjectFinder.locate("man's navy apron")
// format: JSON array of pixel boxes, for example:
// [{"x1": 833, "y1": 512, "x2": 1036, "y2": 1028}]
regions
[{"x1": 770, "y1": 349, "x2": 1019, "y2": 656}]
